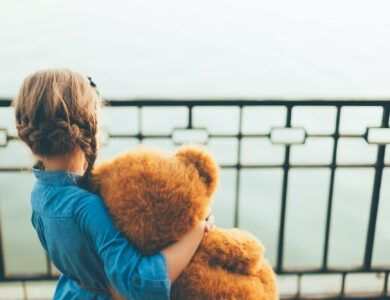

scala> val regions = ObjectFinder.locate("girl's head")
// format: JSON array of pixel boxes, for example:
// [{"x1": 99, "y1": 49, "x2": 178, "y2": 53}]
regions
[{"x1": 13, "y1": 68, "x2": 101, "y2": 185}]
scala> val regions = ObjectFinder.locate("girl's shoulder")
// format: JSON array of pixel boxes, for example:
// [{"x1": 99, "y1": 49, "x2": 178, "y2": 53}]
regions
[
  {"x1": 67, "y1": 185, "x2": 103, "y2": 207},
  {"x1": 31, "y1": 183, "x2": 104, "y2": 219},
  {"x1": 69, "y1": 186, "x2": 108, "y2": 218}
]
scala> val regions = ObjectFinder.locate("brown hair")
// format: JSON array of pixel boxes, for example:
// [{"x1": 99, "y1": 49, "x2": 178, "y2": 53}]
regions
[{"x1": 13, "y1": 68, "x2": 101, "y2": 187}]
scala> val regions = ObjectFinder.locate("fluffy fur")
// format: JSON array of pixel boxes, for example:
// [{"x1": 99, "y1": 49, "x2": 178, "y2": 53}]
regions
[{"x1": 91, "y1": 145, "x2": 278, "y2": 299}]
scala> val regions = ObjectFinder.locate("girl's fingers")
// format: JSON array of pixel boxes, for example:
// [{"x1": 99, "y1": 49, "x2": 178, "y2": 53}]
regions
[
  {"x1": 204, "y1": 214, "x2": 215, "y2": 233},
  {"x1": 207, "y1": 214, "x2": 215, "y2": 224},
  {"x1": 201, "y1": 219, "x2": 209, "y2": 233},
  {"x1": 202, "y1": 208, "x2": 215, "y2": 234}
]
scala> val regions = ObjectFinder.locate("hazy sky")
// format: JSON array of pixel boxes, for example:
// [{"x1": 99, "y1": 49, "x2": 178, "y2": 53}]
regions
[{"x1": 1, "y1": 0, "x2": 390, "y2": 98}]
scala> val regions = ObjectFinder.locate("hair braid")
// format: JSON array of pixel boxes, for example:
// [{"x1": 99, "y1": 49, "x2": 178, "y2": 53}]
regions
[
  {"x1": 78, "y1": 118, "x2": 98, "y2": 189},
  {"x1": 16, "y1": 119, "x2": 81, "y2": 156}
]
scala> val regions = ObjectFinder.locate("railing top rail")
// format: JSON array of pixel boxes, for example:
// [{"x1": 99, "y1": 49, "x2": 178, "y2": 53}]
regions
[{"x1": 1, "y1": 98, "x2": 390, "y2": 107}]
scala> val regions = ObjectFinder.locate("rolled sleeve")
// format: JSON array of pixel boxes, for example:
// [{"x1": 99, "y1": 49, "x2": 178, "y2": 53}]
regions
[
  {"x1": 132, "y1": 253, "x2": 171, "y2": 294},
  {"x1": 75, "y1": 194, "x2": 171, "y2": 299}
]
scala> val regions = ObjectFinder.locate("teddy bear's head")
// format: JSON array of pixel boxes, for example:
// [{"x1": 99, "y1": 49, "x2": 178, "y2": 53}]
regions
[{"x1": 91, "y1": 145, "x2": 219, "y2": 255}]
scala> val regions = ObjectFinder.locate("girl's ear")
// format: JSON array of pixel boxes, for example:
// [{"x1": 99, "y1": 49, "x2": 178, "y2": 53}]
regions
[{"x1": 176, "y1": 145, "x2": 219, "y2": 196}]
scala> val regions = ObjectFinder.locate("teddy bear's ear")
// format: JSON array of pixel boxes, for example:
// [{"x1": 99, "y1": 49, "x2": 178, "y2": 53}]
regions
[{"x1": 176, "y1": 145, "x2": 219, "y2": 196}]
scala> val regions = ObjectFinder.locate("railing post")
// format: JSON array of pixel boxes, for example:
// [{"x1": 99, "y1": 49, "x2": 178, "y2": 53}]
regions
[
  {"x1": 322, "y1": 106, "x2": 341, "y2": 269},
  {"x1": 364, "y1": 105, "x2": 389, "y2": 269},
  {"x1": 233, "y1": 106, "x2": 243, "y2": 227},
  {"x1": 0, "y1": 214, "x2": 6, "y2": 281},
  {"x1": 276, "y1": 105, "x2": 292, "y2": 273},
  {"x1": 187, "y1": 106, "x2": 193, "y2": 129}
]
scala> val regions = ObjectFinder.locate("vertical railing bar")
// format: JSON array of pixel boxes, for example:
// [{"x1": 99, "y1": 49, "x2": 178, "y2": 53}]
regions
[
  {"x1": 0, "y1": 213, "x2": 6, "y2": 281},
  {"x1": 322, "y1": 106, "x2": 341, "y2": 269},
  {"x1": 22, "y1": 280, "x2": 28, "y2": 300},
  {"x1": 233, "y1": 106, "x2": 243, "y2": 227},
  {"x1": 187, "y1": 105, "x2": 193, "y2": 129},
  {"x1": 276, "y1": 105, "x2": 292, "y2": 273},
  {"x1": 364, "y1": 105, "x2": 389, "y2": 269},
  {"x1": 340, "y1": 272, "x2": 346, "y2": 297},
  {"x1": 138, "y1": 106, "x2": 143, "y2": 143},
  {"x1": 384, "y1": 271, "x2": 389, "y2": 296},
  {"x1": 297, "y1": 273, "x2": 302, "y2": 298},
  {"x1": 45, "y1": 253, "x2": 52, "y2": 276}
]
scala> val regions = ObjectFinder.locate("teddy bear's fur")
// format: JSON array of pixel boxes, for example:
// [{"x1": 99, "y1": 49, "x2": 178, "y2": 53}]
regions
[{"x1": 91, "y1": 145, "x2": 278, "y2": 299}]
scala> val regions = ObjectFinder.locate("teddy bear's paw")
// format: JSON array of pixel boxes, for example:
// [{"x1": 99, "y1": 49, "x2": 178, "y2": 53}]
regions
[
  {"x1": 172, "y1": 260, "x2": 278, "y2": 300},
  {"x1": 255, "y1": 260, "x2": 279, "y2": 300},
  {"x1": 198, "y1": 228, "x2": 265, "y2": 275}
]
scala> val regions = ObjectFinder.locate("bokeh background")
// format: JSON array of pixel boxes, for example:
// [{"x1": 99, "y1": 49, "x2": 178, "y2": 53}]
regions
[
  {"x1": 1, "y1": 0, "x2": 390, "y2": 298},
  {"x1": 1, "y1": 0, "x2": 390, "y2": 98}
]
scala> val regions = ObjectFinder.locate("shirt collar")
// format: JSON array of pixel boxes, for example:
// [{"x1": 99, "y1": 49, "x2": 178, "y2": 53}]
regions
[{"x1": 32, "y1": 168, "x2": 81, "y2": 186}]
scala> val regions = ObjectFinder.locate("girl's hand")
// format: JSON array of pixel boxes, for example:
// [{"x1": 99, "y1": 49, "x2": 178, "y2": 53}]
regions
[
  {"x1": 203, "y1": 208, "x2": 215, "y2": 233},
  {"x1": 162, "y1": 207, "x2": 215, "y2": 282}
]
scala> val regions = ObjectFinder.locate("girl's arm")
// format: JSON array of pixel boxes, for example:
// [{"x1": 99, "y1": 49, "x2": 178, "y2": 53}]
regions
[
  {"x1": 161, "y1": 216, "x2": 213, "y2": 282},
  {"x1": 76, "y1": 193, "x2": 213, "y2": 299}
]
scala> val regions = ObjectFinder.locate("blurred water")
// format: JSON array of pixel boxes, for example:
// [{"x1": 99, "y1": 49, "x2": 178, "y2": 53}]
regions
[
  {"x1": 1, "y1": 0, "x2": 390, "y2": 98},
  {"x1": 0, "y1": 0, "x2": 390, "y2": 276}
]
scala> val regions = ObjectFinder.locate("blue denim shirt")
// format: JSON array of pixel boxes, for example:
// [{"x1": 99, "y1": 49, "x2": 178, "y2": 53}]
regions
[{"x1": 31, "y1": 168, "x2": 171, "y2": 300}]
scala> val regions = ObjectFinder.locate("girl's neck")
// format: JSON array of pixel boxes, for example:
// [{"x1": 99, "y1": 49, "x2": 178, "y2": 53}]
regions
[{"x1": 42, "y1": 148, "x2": 87, "y2": 175}]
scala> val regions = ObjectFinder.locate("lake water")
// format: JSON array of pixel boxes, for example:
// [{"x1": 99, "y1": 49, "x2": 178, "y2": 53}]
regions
[{"x1": 0, "y1": 0, "x2": 390, "y2": 278}]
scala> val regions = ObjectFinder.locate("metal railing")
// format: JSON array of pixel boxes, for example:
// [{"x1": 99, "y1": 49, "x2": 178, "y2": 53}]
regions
[{"x1": 0, "y1": 98, "x2": 389, "y2": 299}]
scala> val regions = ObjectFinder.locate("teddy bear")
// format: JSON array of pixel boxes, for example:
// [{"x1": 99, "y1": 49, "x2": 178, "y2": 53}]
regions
[{"x1": 91, "y1": 145, "x2": 278, "y2": 299}]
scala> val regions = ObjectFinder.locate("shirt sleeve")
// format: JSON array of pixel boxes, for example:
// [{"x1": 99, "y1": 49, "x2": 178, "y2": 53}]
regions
[{"x1": 75, "y1": 193, "x2": 171, "y2": 299}]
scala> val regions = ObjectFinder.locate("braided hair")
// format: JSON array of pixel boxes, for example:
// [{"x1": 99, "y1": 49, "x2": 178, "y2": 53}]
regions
[{"x1": 13, "y1": 69, "x2": 101, "y2": 188}]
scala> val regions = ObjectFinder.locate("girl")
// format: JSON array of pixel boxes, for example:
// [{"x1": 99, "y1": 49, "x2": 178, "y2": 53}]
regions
[{"x1": 13, "y1": 69, "x2": 214, "y2": 299}]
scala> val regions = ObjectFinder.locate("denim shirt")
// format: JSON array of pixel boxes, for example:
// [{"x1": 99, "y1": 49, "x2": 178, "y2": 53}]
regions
[{"x1": 31, "y1": 168, "x2": 171, "y2": 300}]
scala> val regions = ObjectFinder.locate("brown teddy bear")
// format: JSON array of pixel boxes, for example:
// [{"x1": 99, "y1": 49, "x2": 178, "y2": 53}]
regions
[{"x1": 91, "y1": 145, "x2": 278, "y2": 300}]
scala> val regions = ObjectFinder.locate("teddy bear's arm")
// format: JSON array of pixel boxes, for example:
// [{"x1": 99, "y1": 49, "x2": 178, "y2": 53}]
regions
[{"x1": 197, "y1": 228, "x2": 265, "y2": 275}]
